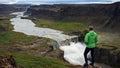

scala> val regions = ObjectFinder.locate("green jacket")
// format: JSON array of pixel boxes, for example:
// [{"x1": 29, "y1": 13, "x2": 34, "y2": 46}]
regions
[{"x1": 84, "y1": 30, "x2": 98, "y2": 48}]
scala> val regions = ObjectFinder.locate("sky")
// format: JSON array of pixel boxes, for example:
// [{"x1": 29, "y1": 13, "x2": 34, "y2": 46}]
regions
[{"x1": 0, "y1": 0, "x2": 120, "y2": 5}]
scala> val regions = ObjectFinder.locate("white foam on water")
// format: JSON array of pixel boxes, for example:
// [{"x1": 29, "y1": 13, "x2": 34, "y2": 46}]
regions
[{"x1": 60, "y1": 42, "x2": 86, "y2": 65}]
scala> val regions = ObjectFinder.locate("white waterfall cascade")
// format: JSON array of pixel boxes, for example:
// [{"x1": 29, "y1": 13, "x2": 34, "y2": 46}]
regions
[
  {"x1": 60, "y1": 42, "x2": 86, "y2": 65},
  {"x1": 10, "y1": 12, "x2": 87, "y2": 65}
]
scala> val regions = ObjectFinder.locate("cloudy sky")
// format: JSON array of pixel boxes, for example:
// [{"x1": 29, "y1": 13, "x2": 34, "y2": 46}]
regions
[{"x1": 0, "y1": 0, "x2": 120, "y2": 5}]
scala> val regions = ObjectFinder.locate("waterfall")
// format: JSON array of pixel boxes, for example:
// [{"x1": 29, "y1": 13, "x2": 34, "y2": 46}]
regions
[
  {"x1": 59, "y1": 36, "x2": 87, "y2": 65},
  {"x1": 24, "y1": 6, "x2": 30, "y2": 12}
]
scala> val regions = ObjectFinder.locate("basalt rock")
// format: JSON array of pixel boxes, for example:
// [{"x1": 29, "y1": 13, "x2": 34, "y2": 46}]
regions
[
  {"x1": 0, "y1": 54, "x2": 16, "y2": 68},
  {"x1": 26, "y1": 2, "x2": 120, "y2": 32},
  {"x1": 94, "y1": 47, "x2": 120, "y2": 68},
  {"x1": 0, "y1": 54, "x2": 24, "y2": 68},
  {"x1": 0, "y1": 4, "x2": 29, "y2": 16}
]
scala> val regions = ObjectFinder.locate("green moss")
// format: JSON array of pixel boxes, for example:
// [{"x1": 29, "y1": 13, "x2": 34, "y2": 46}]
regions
[
  {"x1": 97, "y1": 43, "x2": 120, "y2": 55},
  {"x1": 0, "y1": 19, "x2": 13, "y2": 31},
  {"x1": 33, "y1": 19, "x2": 87, "y2": 34},
  {"x1": 0, "y1": 31, "x2": 37, "y2": 44},
  {"x1": 0, "y1": 50, "x2": 68, "y2": 68},
  {"x1": 0, "y1": 50, "x2": 8, "y2": 54},
  {"x1": 13, "y1": 53, "x2": 68, "y2": 68},
  {"x1": 97, "y1": 44, "x2": 113, "y2": 50},
  {"x1": 11, "y1": 32, "x2": 37, "y2": 43}
]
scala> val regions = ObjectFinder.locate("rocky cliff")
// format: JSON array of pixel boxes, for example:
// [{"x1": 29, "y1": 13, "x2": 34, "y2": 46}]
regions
[
  {"x1": 0, "y1": 4, "x2": 29, "y2": 16},
  {"x1": 95, "y1": 47, "x2": 120, "y2": 68},
  {"x1": 26, "y1": 2, "x2": 120, "y2": 32}
]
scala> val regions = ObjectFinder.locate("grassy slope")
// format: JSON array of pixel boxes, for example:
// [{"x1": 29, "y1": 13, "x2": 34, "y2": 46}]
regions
[
  {"x1": 13, "y1": 53, "x2": 68, "y2": 68},
  {"x1": 33, "y1": 19, "x2": 87, "y2": 34},
  {"x1": 0, "y1": 17, "x2": 69, "y2": 68}
]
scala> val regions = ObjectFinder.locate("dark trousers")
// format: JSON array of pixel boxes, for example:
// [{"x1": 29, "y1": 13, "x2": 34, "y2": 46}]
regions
[{"x1": 84, "y1": 47, "x2": 95, "y2": 65}]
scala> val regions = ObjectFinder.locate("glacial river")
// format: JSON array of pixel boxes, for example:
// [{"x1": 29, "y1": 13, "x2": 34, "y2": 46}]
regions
[{"x1": 10, "y1": 12, "x2": 112, "y2": 68}]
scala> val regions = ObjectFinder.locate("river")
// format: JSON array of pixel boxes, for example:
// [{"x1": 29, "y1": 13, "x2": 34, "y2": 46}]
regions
[{"x1": 10, "y1": 12, "x2": 112, "y2": 68}]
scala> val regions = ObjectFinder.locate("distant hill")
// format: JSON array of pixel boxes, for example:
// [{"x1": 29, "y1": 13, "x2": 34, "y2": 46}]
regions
[
  {"x1": 26, "y1": 2, "x2": 120, "y2": 32},
  {"x1": 0, "y1": 4, "x2": 29, "y2": 16}
]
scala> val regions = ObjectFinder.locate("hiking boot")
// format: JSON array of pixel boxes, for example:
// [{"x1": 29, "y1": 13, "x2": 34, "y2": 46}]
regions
[
  {"x1": 89, "y1": 63, "x2": 94, "y2": 66},
  {"x1": 83, "y1": 63, "x2": 88, "y2": 68}
]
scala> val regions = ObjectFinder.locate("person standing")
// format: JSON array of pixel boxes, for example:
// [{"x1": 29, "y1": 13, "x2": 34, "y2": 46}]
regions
[{"x1": 83, "y1": 25, "x2": 98, "y2": 67}]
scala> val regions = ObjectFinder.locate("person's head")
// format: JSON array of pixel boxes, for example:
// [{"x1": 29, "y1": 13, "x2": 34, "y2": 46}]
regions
[{"x1": 88, "y1": 25, "x2": 94, "y2": 30}]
